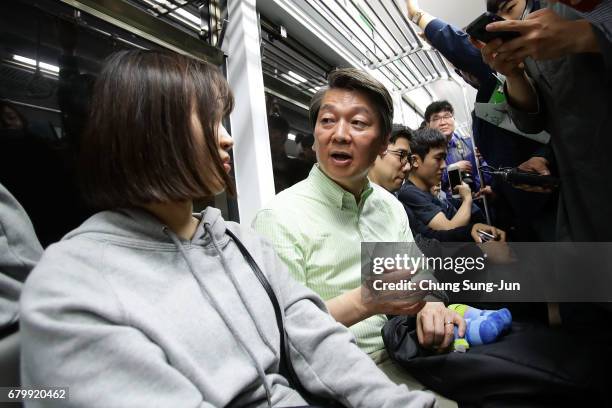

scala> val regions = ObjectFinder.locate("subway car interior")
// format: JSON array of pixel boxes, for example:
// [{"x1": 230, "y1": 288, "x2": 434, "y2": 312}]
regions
[{"x1": 1, "y1": 0, "x2": 611, "y2": 406}]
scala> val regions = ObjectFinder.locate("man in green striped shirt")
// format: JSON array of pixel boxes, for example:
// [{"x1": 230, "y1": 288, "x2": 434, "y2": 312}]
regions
[{"x1": 253, "y1": 68, "x2": 462, "y2": 405}]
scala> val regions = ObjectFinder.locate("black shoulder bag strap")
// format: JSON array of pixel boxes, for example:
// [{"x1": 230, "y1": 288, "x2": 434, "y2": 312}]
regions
[{"x1": 226, "y1": 229, "x2": 341, "y2": 408}]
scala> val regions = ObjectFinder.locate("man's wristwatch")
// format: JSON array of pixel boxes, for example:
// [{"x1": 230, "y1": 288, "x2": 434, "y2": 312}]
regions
[{"x1": 411, "y1": 10, "x2": 424, "y2": 25}]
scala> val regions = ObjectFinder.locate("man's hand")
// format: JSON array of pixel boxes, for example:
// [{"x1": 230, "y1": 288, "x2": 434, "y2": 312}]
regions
[
  {"x1": 454, "y1": 160, "x2": 473, "y2": 173},
  {"x1": 474, "y1": 185, "x2": 494, "y2": 200},
  {"x1": 328, "y1": 282, "x2": 425, "y2": 328},
  {"x1": 516, "y1": 156, "x2": 553, "y2": 193},
  {"x1": 455, "y1": 182, "x2": 472, "y2": 201},
  {"x1": 417, "y1": 302, "x2": 466, "y2": 350},
  {"x1": 480, "y1": 38, "x2": 526, "y2": 79},
  {"x1": 470, "y1": 223, "x2": 506, "y2": 243},
  {"x1": 362, "y1": 269, "x2": 426, "y2": 317},
  {"x1": 487, "y1": 8, "x2": 599, "y2": 61}
]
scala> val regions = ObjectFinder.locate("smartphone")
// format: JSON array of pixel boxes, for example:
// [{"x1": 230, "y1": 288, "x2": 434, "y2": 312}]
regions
[
  {"x1": 447, "y1": 163, "x2": 463, "y2": 199},
  {"x1": 465, "y1": 12, "x2": 520, "y2": 43},
  {"x1": 477, "y1": 229, "x2": 496, "y2": 242}
]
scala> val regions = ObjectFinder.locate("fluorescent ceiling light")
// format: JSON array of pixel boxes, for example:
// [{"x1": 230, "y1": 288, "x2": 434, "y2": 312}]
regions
[
  {"x1": 153, "y1": 0, "x2": 187, "y2": 6},
  {"x1": 13, "y1": 55, "x2": 36, "y2": 65},
  {"x1": 12, "y1": 54, "x2": 59, "y2": 75},
  {"x1": 280, "y1": 73, "x2": 301, "y2": 85},
  {"x1": 287, "y1": 70, "x2": 307, "y2": 83},
  {"x1": 148, "y1": 0, "x2": 200, "y2": 28},
  {"x1": 173, "y1": 7, "x2": 200, "y2": 25}
]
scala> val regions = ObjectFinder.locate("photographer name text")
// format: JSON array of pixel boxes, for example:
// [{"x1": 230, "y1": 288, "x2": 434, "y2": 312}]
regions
[{"x1": 372, "y1": 279, "x2": 521, "y2": 293}]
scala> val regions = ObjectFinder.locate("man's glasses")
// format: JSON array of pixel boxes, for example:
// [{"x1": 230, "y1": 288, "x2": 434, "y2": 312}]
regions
[
  {"x1": 430, "y1": 113, "x2": 454, "y2": 123},
  {"x1": 386, "y1": 149, "x2": 415, "y2": 166}
]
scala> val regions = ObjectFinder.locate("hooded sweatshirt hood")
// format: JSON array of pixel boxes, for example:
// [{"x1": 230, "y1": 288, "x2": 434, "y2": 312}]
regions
[{"x1": 63, "y1": 206, "x2": 227, "y2": 248}]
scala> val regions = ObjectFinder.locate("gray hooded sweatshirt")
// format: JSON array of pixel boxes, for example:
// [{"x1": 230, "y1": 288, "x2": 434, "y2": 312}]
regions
[
  {"x1": 20, "y1": 207, "x2": 436, "y2": 408},
  {"x1": 0, "y1": 182, "x2": 42, "y2": 329}
]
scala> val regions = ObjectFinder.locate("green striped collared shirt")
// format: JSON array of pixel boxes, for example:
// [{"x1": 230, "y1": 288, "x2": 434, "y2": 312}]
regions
[{"x1": 252, "y1": 164, "x2": 415, "y2": 353}]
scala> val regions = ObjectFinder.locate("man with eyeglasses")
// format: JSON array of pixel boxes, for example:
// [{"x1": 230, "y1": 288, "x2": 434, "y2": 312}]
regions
[
  {"x1": 367, "y1": 125, "x2": 414, "y2": 193},
  {"x1": 425, "y1": 101, "x2": 493, "y2": 202},
  {"x1": 370, "y1": 127, "x2": 504, "y2": 245}
]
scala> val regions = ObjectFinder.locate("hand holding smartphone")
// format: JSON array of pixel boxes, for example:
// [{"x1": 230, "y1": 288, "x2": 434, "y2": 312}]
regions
[
  {"x1": 447, "y1": 163, "x2": 463, "y2": 199},
  {"x1": 466, "y1": 12, "x2": 520, "y2": 43},
  {"x1": 477, "y1": 229, "x2": 497, "y2": 242}
]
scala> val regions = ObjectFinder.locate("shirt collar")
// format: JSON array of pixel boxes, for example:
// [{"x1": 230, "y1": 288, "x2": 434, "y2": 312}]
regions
[
  {"x1": 447, "y1": 132, "x2": 460, "y2": 147},
  {"x1": 308, "y1": 164, "x2": 373, "y2": 210}
]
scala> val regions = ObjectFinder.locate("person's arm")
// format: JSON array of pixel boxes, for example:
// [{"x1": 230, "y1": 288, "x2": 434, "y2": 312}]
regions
[
  {"x1": 427, "y1": 184, "x2": 473, "y2": 230},
  {"x1": 267, "y1": 246, "x2": 437, "y2": 407},
  {"x1": 406, "y1": 0, "x2": 494, "y2": 86},
  {"x1": 20, "y1": 244, "x2": 215, "y2": 408},
  {"x1": 398, "y1": 184, "x2": 471, "y2": 231},
  {"x1": 491, "y1": 7, "x2": 603, "y2": 61},
  {"x1": 252, "y1": 210, "x2": 423, "y2": 328},
  {"x1": 404, "y1": 203, "x2": 474, "y2": 242},
  {"x1": 398, "y1": 185, "x2": 460, "y2": 229},
  {"x1": 392, "y1": 199, "x2": 464, "y2": 350},
  {"x1": 479, "y1": 37, "x2": 545, "y2": 133}
]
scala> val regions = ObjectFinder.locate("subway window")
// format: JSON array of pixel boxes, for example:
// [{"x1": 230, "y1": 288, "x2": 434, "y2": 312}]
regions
[
  {"x1": 0, "y1": 0, "x2": 231, "y2": 246},
  {"x1": 259, "y1": 17, "x2": 328, "y2": 193}
]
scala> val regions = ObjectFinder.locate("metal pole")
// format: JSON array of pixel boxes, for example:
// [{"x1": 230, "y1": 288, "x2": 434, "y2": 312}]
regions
[
  {"x1": 225, "y1": 0, "x2": 275, "y2": 225},
  {"x1": 459, "y1": 81, "x2": 491, "y2": 225}
]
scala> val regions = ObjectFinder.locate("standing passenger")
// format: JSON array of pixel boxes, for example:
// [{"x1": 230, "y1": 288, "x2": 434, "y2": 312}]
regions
[{"x1": 20, "y1": 50, "x2": 435, "y2": 408}]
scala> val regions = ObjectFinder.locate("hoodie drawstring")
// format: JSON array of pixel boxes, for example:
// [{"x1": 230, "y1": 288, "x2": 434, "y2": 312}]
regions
[
  {"x1": 163, "y1": 226, "x2": 274, "y2": 408},
  {"x1": 204, "y1": 224, "x2": 278, "y2": 356}
]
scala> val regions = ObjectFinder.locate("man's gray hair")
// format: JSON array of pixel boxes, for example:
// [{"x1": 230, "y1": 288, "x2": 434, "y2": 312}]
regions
[{"x1": 309, "y1": 68, "x2": 394, "y2": 141}]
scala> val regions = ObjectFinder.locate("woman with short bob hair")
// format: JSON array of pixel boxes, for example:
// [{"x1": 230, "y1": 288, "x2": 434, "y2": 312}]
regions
[{"x1": 19, "y1": 50, "x2": 434, "y2": 408}]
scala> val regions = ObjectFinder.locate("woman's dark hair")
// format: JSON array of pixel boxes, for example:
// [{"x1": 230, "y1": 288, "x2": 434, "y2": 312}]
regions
[
  {"x1": 424, "y1": 100, "x2": 454, "y2": 123},
  {"x1": 309, "y1": 68, "x2": 394, "y2": 141},
  {"x1": 80, "y1": 50, "x2": 234, "y2": 209},
  {"x1": 409, "y1": 128, "x2": 447, "y2": 160},
  {"x1": 487, "y1": 0, "x2": 506, "y2": 13}
]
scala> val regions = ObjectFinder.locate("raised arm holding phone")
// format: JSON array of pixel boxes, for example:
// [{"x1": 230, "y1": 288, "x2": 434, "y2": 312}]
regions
[{"x1": 477, "y1": 0, "x2": 612, "y2": 242}]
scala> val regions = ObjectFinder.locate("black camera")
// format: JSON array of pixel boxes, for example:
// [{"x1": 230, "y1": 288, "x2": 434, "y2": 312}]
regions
[{"x1": 461, "y1": 171, "x2": 475, "y2": 188}]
